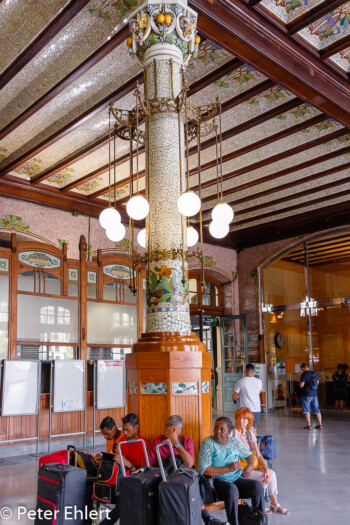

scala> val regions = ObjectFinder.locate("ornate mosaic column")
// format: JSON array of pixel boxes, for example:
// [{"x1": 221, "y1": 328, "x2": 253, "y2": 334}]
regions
[
  {"x1": 129, "y1": 0, "x2": 199, "y2": 332},
  {"x1": 126, "y1": 1, "x2": 212, "y2": 451}
]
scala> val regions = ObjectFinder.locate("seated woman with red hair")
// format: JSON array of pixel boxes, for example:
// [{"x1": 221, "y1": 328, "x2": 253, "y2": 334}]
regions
[{"x1": 234, "y1": 407, "x2": 289, "y2": 515}]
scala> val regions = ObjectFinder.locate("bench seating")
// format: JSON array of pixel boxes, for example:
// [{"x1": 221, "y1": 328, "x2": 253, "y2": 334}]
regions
[{"x1": 204, "y1": 499, "x2": 243, "y2": 512}]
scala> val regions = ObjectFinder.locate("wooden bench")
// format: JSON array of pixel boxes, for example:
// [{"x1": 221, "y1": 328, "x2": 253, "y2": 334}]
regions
[{"x1": 204, "y1": 499, "x2": 243, "y2": 512}]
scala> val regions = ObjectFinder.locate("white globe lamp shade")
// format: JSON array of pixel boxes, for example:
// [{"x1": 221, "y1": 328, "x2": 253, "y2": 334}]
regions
[
  {"x1": 211, "y1": 202, "x2": 234, "y2": 224},
  {"x1": 137, "y1": 228, "x2": 147, "y2": 248},
  {"x1": 126, "y1": 195, "x2": 149, "y2": 220},
  {"x1": 177, "y1": 191, "x2": 201, "y2": 217},
  {"x1": 106, "y1": 222, "x2": 126, "y2": 242},
  {"x1": 187, "y1": 226, "x2": 199, "y2": 247},
  {"x1": 99, "y1": 207, "x2": 121, "y2": 229},
  {"x1": 209, "y1": 220, "x2": 229, "y2": 239}
]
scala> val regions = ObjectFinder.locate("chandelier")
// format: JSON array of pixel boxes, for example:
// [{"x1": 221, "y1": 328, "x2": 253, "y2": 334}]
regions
[{"x1": 98, "y1": 65, "x2": 234, "y2": 295}]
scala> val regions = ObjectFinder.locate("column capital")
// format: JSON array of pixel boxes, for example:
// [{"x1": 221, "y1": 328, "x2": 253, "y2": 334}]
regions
[{"x1": 128, "y1": 1, "x2": 199, "y2": 66}]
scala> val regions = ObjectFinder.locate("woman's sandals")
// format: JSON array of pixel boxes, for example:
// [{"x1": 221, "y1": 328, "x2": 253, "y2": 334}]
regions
[{"x1": 270, "y1": 503, "x2": 289, "y2": 514}]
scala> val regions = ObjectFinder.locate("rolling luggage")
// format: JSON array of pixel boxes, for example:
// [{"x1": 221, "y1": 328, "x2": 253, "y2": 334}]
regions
[
  {"x1": 157, "y1": 439, "x2": 202, "y2": 525},
  {"x1": 257, "y1": 435, "x2": 277, "y2": 460},
  {"x1": 118, "y1": 439, "x2": 162, "y2": 525},
  {"x1": 35, "y1": 446, "x2": 87, "y2": 525}
]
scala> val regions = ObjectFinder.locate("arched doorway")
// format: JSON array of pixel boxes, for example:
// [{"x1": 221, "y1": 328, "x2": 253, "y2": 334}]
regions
[{"x1": 260, "y1": 228, "x2": 350, "y2": 410}]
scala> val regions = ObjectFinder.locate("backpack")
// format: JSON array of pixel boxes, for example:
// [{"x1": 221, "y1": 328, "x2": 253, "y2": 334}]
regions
[
  {"x1": 257, "y1": 435, "x2": 277, "y2": 460},
  {"x1": 309, "y1": 372, "x2": 318, "y2": 390}
]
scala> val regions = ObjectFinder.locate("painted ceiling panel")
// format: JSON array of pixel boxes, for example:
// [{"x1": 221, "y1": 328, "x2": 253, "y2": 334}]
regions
[
  {"x1": 0, "y1": 0, "x2": 126, "y2": 116},
  {"x1": 298, "y1": 2, "x2": 350, "y2": 50},
  {"x1": 0, "y1": 0, "x2": 70, "y2": 74},
  {"x1": 201, "y1": 165, "x2": 350, "y2": 215},
  {"x1": 230, "y1": 183, "x2": 350, "y2": 231},
  {"x1": 201, "y1": 135, "x2": 350, "y2": 208},
  {"x1": 189, "y1": 65, "x2": 267, "y2": 106},
  {"x1": 329, "y1": 46, "x2": 350, "y2": 71},
  {"x1": 260, "y1": 0, "x2": 324, "y2": 24},
  {"x1": 0, "y1": 45, "x2": 141, "y2": 153},
  {"x1": 189, "y1": 118, "x2": 343, "y2": 188}
]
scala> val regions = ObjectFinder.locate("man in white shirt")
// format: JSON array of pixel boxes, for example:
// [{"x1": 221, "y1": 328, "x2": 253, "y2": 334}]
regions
[{"x1": 232, "y1": 363, "x2": 262, "y2": 433}]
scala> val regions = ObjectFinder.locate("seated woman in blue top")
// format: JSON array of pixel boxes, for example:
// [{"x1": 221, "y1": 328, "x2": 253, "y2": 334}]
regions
[{"x1": 198, "y1": 417, "x2": 265, "y2": 525}]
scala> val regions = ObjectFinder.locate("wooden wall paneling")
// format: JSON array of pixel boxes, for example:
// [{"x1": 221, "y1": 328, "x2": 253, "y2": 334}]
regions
[
  {"x1": 62, "y1": 241, "x2": 68, "y2": 296},
  {"x1": 172, "y1": 394, "x2": 200, "y2": 462},
  {"x1": 139, "y1": 394, "x2": 169, "y2": 443},
  {"x1": 97, "y1": 250, "x2": 103, "y2": 300},
  {"x1": 79, "y1": 235, "x2": 87, "y2": 360},
  {"x1": 9, "y1": 233, "x2": 17, "y2": 359}
]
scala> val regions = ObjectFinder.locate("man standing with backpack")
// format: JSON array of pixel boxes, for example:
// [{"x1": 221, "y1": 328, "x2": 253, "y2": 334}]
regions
[{"x1": 299, "y1": 363, "x2": 323, "y2": 430}]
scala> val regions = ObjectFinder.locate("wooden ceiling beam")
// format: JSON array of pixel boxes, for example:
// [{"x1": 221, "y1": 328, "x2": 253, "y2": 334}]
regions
[
  {"x1": 215, "y1": 172, "x2": 350, "y2": 224},
  {"x1": 0, "y1": 24, "x2": 130, "y2": 141},
  {"x1": 230, "y1": 187, "x2": 350, "y2": 228},
  {"x1": 0, "y1": 0, "x2": 91, "y2": 91},
  {"x1": 320, "y1": 35, "x2": 350, "y2": 60},
  {"x1": 0, "y1": 73, "x2": 143, "y2": 178},
  {"x1": 201, "y1": 156, "x2": 350, "y2": 208},
  {"x1": 58, "y1": 78, "x2": 275, "y2": 194},
  {"x1": 201, "y1": 160, "x2": 350, "y2": 221},
  {"x1": 228, "y1": 200, "x2": 350, "y2": 250},
  {"x1": 190, "y1": 128, "x2": 347, "y2": 192},
  {"x1": 287, "y1": 0, "x2": 346, "y2": 34},
  {"x1": 189, "y1": 0, "x2": 350, "y2": 126},
  {"x1": 189, "y1": 98, "x2": 311, "y2": 155},
  {"x1": 30, "y1": 135, "x2": 111, "y2": 184}
]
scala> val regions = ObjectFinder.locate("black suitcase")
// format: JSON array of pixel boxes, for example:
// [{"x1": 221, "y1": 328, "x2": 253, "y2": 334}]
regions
[
  {"x1": 35, "y1": 446, "x2": 87, "y2": 525},
  {"x1": 157, "y1": 439, "x2": 202, "y2": 525},
  {"x1": 118, "y1": 438, "x2": 162, "y2": 525}
]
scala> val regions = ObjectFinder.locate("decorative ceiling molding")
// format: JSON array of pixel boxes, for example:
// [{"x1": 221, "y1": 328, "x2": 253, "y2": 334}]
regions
[
  {"x1": 0, "y1": 0, "x2": 91, "y2": 91},
  {"x1": 287, "y1": 0, "x2": 346, "y2": 34},
  {"x1": 189, "y1": 0, "x2": 350, "y2": 126}
]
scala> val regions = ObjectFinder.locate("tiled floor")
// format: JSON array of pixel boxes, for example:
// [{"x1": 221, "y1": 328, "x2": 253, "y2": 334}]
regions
[{"x1": 0, "y1": 413, "x2": 349, "y2": 524}]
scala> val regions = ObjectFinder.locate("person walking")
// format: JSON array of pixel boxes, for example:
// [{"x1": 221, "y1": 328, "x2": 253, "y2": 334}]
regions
[
  {"x1": 232, "y1": 363, "x2": 262, "y2": 433},
  {"x1": 299, "y1": 363, "x2": 322, "y2": 429},
  {"x1": 332, "y1": 364, "x2": 348, "y2": 410}
]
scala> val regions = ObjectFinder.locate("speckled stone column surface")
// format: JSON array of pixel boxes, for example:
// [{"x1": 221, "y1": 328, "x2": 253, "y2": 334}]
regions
[
  {"x1": 128, "y1": 1, "x2": 199, "y2": 333},
  {"x1": 144, "y1": 48, "x2": 190, "y2": 332}
]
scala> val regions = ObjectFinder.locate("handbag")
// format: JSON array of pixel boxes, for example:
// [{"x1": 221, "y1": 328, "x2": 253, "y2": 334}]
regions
[
  {"x1": 199, "y1": 475, "x2": 217, "y2": 504},
  {"x1": 238, "y1": 501, "x2": 268, "y2": 525},
  {"x1": 240, "y1": 450, "x2": 259, "y2": 470},
  {"x1": 239, "y1": 430, "x2": 259, "y2": 470}
]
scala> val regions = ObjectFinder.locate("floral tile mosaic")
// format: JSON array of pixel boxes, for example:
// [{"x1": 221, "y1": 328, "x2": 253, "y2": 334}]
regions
[
  {"x1": 141, "y1": 382, "x2": 168, "y2": 394},
  {"x1": 298, "y1": 3, "x2": 350, "y2": 50},
  {"x1": 260, "y1": 0, "x2": 324, "y2": 24},
  {"x1": 329, "y1": 47, "x2": 350, "y2": 72},
  {"x1": 202, "y1": 381, "x2": 210, "y2": 393},
  {"x1": 128, "y1": 382, "x2": 138, "y2": 395},
  {"x1": 0, "y1": 257, "x2": 10, "y2": 273},
  {"x1": 172, "y1": 382, "x2": 199, "y2": 394}
]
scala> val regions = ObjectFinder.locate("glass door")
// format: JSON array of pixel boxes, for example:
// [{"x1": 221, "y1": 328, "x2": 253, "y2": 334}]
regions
[{"x1": 221, "y1": 315, "x2": 248, "y2": 412}]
